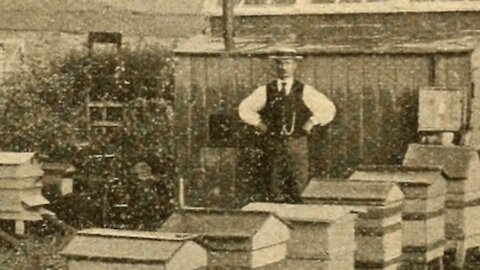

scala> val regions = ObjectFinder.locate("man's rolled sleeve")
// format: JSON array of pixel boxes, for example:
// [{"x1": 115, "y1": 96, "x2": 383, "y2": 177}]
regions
[
  {"x1": 238, "y1": 86, "x2": 267, "y2": 126},
  {"x1": 303, "y1": 85, "x2": 336, "y2": 127}
]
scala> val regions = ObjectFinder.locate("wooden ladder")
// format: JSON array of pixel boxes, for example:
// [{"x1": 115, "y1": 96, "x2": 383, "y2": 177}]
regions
[{"x1": 85, "y1": 32, "x2": 125, "y2": 137}]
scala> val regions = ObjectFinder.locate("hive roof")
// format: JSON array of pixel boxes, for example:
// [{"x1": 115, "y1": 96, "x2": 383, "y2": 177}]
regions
[
  {"x1": 242, "y1": 202, "x2": 354, "y2": 223},
  {"x1": 159, "y1": 208, "x2": 285, "y2": 238},
  {"x1": 302, "y1": 178, "x2": 404, "y2": 205},
  {"x1": 0, "y1": 152, "x2": 36, "y2": 165},
  {"x1": 403, "y1": 144, "x2": 478, "y2": 179},
  {"x1": 351, "y1": 164, "x2": 445, "y2": 185},
  {"x1": 61, "y1": 229, "x2": 198, "y2": 262}
]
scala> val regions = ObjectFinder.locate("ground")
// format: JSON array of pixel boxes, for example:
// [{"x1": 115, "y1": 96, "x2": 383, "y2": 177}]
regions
[
  {"x1": 1, "y1": 224, "x2": 480, "y2": 269},
  {"x1": 0, "y1": 231, "x2": 70, "y2": 270}
]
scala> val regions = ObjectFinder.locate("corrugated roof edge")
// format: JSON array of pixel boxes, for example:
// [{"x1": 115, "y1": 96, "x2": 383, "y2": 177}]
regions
[
  {"x1": 205, "y1": 1, "x2": 480, "y2": 16},
  {"x1": 173, "y1": 37, "x2": 477, "y2": 56}
]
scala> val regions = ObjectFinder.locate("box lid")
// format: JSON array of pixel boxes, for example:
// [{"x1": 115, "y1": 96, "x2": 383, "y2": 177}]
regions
[
  {"x1": 351, "y1": 165, "x2": 445, "y2": 186},
  {"x1": 242, "y1": 203, "x2": 355, "y2": 223},
  {"x1": 159, "y1": 208, "x2": 287, "y2": 238},
  {"x1": 0, "y1": 152, "x2": 36, "y2": 165},
  {"x1": 61, "y1": 229, "x2": 199, "y2": 262},
  {"x1": 302, "y1": 179, "x2": 404, "y2": 205},
  {"x1": 403, "y1": 144, "x2": 478, "y2": 179}
]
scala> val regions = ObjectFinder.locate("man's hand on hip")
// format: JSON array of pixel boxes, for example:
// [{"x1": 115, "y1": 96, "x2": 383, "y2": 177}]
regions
[{"x1": 302, "y1": 120, "x2": 315, "y2": 135}]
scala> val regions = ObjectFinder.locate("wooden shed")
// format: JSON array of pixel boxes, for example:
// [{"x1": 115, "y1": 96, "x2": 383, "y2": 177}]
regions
[
  {"x1": 301, "y1": 179, "x2": 404, "y2": 270},
  {"x1": 61, "y1": 228, "x2": 207, "y2": 270},
  {"x1": 242, "y1": 202, "x2": 356, "y2": 270},
  {"x1": 173, "y1": 36, "x2": 480, "y2": 207},
  {"x1": 158, "y1": 208, "x2": 290, "y2": 269},
  {"x1": 403, "y1": 143, "x2": 480, "y2": 268},
  {"x1": 0, "y1": 152, "x2": 48, "y2": 234},
  {"x1": 350, "y1": 165, "x2": 447, "y2": 269}
]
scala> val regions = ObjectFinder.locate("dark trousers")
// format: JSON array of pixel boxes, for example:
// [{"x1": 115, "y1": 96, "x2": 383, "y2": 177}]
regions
[{"x1": 253, "y1": 136, "x2": 309, "y2": 203}]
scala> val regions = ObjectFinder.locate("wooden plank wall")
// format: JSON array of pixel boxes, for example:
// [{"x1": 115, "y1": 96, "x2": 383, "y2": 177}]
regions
[{"x1": 174, "y1": 53, "x2": 471, "y2": 194}]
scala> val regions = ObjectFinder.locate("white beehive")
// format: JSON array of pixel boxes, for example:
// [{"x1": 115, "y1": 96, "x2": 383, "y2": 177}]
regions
[
  {"x1": 243, "y1": 202, "x2": 356, "y2": 270},
  {"x1": 0, "y1": 152, "x2": 47, "y2": 234},
  {"x1": 61, "y1": 229, "x2": 207, "y2": 270},
  {"x1": 158, "y1": 208, "x2": 290, "y2": 269},
  {"x1": 403, "y1": 143, "x2": 480, "y2": 268},
  {"x1": 350, "y1": 165, "x2": 447, "y2": 268},
  {"x1": 302, "y1": 179, "x2": 404, "y2": 270}
]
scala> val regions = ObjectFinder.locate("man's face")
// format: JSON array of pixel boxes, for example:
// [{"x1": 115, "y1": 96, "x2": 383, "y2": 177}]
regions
[{"x1": 275, "y1": 58, "x2": 297, "y2": 80}]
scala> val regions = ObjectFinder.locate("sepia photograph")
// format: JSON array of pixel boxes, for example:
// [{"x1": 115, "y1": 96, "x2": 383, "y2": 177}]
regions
[{"x1": 1, "y1": 0, "x2": 480, "y2": 269}]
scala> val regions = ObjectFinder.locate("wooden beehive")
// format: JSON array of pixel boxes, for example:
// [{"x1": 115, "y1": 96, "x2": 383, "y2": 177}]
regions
[
  {"x1": 350, "y1": 165, "x2": 447, "y2": 268},
  {"x1": 0, "y1": 152, "x2": 48, "y2": 234},
  {"x1": 301, "y1": 179, "x2": 404, "y2": 270},
  {"x1": 61, "y1": 228, "x2": 207, "y2": 270},
  {"x1": 158, "y1": 208, "x2": 290, "y2": 269},
  {"x1": 403, "y1": 143, "x2": 480, "y2": 268},
  {"x1": 242, "y1": 202, "x2": 356, "y2": 270}
]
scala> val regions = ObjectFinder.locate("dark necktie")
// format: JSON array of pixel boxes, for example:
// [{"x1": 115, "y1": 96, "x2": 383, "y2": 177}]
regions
[{"x1": 280, "y1": 82, "x2": 287, "y2": 96}]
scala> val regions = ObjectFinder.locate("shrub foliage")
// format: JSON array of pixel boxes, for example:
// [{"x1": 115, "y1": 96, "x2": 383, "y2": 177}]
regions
[{"x1": 0, "y1": 45, "x2": 176, "y2": 229}]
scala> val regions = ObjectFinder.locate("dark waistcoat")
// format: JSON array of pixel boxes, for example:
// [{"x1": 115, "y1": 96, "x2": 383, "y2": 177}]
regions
[{"x1": 259, "y1": 80, "x2": 313, "y2": 138}]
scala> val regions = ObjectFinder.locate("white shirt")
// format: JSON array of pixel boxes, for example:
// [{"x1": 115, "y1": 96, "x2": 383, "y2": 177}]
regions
[{"x1": 238, "y1": 78, "x2": 336, "y2": 127}]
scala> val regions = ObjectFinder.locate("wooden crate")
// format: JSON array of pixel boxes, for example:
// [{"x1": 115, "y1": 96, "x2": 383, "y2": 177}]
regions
[
  {"x1": 418, "y1": 88, "x2": 463, "y2": 132},
  {"x1": 242, "y1": 202, "x2": 356, "y2": 270},
  {"x1": 403, "y1": 143, "x2": 480, "y2": 268},
  {"x1": 61, "y1": 229, "x2": 207, "y2": 270},
  {"x1": 158, "y1": 208, "x2": 290, "y2": 269},
  {"x1": 350, "y1": 165, "x2": 447, "y2": 268},
  {"x1": 301, "y1": 179, "x2": 404, "y2": 270}
]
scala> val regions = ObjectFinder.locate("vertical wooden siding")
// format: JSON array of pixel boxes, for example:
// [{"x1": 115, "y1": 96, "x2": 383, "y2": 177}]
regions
[{"x1": 174, "y1": 53, "x2": 471, "y2": 186}]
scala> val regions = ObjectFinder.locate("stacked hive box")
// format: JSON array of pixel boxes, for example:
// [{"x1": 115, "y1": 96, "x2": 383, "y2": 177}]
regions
[
  {"x1": 403, "y1": 144, "x2": 480, "y2": 269},
  {"x1": 41, "y1": 162, "x2": 75, "y2": 198},
  {"x1": 0, "y1": 152, "x2": 49, "y2": 235},
  {"x1": 350, "y1": 165, "x2": 447, "y2": 269},
  {"x1": 61, "y1": 228, "x2": 207, "y2": 270},
  {"x1": 242, "y1": 202, "x2": 356, "y2": 270},
  {"x1": 158, "y1": 208, "x2": 290, "y2": 269},
  {"x1": 301, "y1": 179, "x2": 404, "y2": 270}
]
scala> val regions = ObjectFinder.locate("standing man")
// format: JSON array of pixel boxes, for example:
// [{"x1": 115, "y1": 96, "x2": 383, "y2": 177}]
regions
[{"x1": 238, "y1": 48, "x2": 336, "y2": 203}]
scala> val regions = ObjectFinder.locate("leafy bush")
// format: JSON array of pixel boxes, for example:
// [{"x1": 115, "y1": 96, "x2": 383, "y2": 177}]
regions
[{"x1": 0, "y1": 44, "x2": 176, "y2": 228}]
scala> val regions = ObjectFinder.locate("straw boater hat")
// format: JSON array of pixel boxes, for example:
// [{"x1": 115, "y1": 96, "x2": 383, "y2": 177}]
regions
[{"x1": 269, "y1": 47, "x2": 303, "y2": 60}]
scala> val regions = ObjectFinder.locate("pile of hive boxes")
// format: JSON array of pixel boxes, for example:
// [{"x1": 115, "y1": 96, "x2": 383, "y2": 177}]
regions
[
  {"x1": 0, "y1": 152, "x2": 50, "y2": 235},
  {"x1": 302, "y1": 179, "x2": 404, "y2": 270},
  {"x1": 403, "y1": 144, "x2": 480, "y2": 269},
  {"x1": 61, "y1": 144, "x2": 480, "y2": 270},
  {"x1": 350, "y1": 165, "x2": 446, "y2": 269}
]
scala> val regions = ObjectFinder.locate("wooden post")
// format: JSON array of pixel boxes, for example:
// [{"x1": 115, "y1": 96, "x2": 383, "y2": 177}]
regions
[
  {"x1": 179, "y1": 177, "x2": 185, "y2": 208},
  {"x1": 222, "y1": 0, "x2": 235, "y2": 51},
  {"x1": 14, "y1": 220, "x2": 25, "y2": 235}
]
